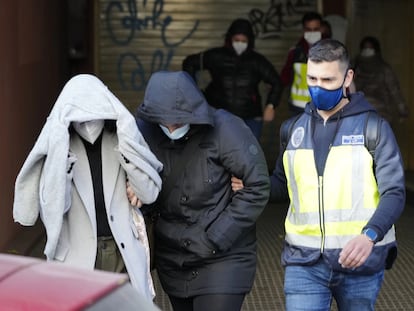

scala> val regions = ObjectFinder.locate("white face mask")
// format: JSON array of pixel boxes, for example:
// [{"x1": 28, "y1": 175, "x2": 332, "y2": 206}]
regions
[
  {"x1": 73, "y1": 120, "x2": 105, "y2": 144},
  {"x1": 159, "y1": 124, "x2": 190, "y2": 140},
  {"x1": 361, "y1": 48, "x2": 375, "y2": 57},
  {"x1": 304, "y1": 31, "x2": 322, "y2": 45},
  {"x1": 232, "y1": 41, "x2": 248, "y2": 55}
]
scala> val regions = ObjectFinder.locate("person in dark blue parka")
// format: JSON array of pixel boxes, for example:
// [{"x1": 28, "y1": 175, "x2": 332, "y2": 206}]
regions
[{"x1": 134, "y1": 71, "x2": 270, "y2": 311}]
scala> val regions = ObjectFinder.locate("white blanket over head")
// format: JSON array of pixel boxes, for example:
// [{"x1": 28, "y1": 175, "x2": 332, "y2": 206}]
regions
[{"x1": 13, "y1": 74, "x2": 162, "y2": 261}]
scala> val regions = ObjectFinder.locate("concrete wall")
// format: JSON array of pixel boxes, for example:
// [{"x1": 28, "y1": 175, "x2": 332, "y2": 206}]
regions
[{"x1": 0, "y1": 0, "x2": 66, "y2": 250}]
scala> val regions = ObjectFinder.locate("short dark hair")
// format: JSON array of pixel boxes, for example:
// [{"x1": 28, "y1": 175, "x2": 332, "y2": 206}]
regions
[
  {"x1": 302, "y1": 11, "x2": 323, "y2": 26},
  {"x1": 225, "y1": 18, "x2": 255, "y2": 49},
  {"x1": 308, "y1": 39, "x2": 350, "y2": 71}
]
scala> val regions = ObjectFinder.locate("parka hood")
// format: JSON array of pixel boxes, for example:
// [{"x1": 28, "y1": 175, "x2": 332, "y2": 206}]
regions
[
  {"x1": 137, "y1": 71, "x2": 215, "y2": 126},
  {"x1": 224, "y1": 18, "x2": 255, "y2": 50}
]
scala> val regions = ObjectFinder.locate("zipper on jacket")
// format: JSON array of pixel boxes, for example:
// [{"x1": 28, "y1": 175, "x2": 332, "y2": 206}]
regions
[
  {"x1": 316, "y1": 113, "x2": 341, "y2": 254},
  {"x1": 318, "y1": 175, "x2": 325, "y2": 253}
]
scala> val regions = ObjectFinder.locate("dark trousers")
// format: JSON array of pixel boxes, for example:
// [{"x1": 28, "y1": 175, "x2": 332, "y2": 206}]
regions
[{"x1": 168, "y1": 294, "x2": 245, "y2": 311}]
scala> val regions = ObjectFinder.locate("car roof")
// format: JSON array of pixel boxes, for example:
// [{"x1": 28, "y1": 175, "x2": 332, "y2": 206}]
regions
[{"x1": 0, "y1": 253, "x2": 129, "y2": 311}]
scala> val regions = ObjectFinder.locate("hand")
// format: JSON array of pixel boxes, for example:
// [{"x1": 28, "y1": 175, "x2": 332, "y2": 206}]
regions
[
  {"x1": 263, "y1": 105, "x2": 275, "y2": 122},
  {"x1": 126, "y1": 181, "x2": 143, "y2": 208},
  {"x1": 231, "y1": 176, "x2": 244, "y2": 192},
  {"x1": 338, "y1": 234, "x2": 374, "y2": 269}
]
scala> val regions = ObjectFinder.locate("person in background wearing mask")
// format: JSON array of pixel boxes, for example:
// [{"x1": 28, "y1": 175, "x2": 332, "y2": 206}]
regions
[
  {"x1": 270, "y1": 39, "x2": 405, "y2": 310},
  {"x1": 182, "y1": 18, "x2": 282, "y2": 141},
  {"x1": 13, "y1": 74, "x2": 163, "y2": 302},
  {"x1": 353, "y1": 36, "x2": 409, "y2": 127},
  {"x1": 129, "y1": 71, "x2": 270, "y2": 311},
  {"x1": 280, "y1": 11, "x2": 323, "y2": 115}
]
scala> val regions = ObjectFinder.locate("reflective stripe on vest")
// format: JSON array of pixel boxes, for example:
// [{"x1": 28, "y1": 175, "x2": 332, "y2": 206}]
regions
[
  {"x1": 283, "y1": 116, "x2": 396, "y2": 250},
  {"x1": 291, "y1": 62, "x2": 310, "y2": 108}
]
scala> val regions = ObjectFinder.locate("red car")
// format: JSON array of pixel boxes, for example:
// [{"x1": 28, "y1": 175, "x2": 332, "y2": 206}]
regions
[{"x1": 0, "y1": 253, "x2": 160, "y2": 311}]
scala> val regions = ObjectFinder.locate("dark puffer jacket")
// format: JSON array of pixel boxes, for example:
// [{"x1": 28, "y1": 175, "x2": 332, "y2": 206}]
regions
[
  {"x1": 182, "y1": 19, "x2": 282, "y2": 119},
  {"x1": 136, "y1": 71, "x2": 270, "y2": 297}
]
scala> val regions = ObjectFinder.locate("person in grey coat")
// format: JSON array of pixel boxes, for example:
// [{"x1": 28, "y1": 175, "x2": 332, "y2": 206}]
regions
[
  {"x1": 132, "y1": 71, "x2": 270, "y2": 311},
  {"x1": 13, "y1": 74, "x2": 163, "y2": 301}
]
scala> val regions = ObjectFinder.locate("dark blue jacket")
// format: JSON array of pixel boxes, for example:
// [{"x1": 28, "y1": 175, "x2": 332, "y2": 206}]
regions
[
  {"x1": 270, "y1": 92, "x2": 405, "y2": 273},
  {"x1": 136, "y1": 71, "x2": 270, "y2": 297}
]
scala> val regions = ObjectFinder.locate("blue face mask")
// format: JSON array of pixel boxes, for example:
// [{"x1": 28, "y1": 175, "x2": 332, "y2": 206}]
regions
[
  {"x1": 308, "y1": 84, "x2": 345, "y2": 111},
  {"x1": 159, "y1": 124, "x2": 190, "y2": 140}
]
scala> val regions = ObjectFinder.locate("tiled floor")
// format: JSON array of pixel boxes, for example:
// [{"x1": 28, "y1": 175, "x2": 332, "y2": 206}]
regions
[
  {"x1": 153, "y1": 203, "x2": 414, "y2": 311},
  {"x1": 6, "y1": 202, "x2": 413, "y2": 310}
]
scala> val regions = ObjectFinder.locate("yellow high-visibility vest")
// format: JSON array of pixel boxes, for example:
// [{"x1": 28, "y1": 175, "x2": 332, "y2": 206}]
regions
[
  {"x1": 283, "y1": 116, "x2": 396, "y2": 251},
  {"x1": 290, "y1": 62, "x2": 310, "y2": 109}
]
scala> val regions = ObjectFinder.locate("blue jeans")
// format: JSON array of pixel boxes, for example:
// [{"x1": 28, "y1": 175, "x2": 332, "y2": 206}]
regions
[
  {"x1": 284, "y1": 258, "x2": 384, "y2": 311},
  {"x1": 243, "y1": 118, "x2": 263, "y2": 141}
]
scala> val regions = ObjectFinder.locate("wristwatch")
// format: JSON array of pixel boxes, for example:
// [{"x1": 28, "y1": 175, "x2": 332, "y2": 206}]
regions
[{"x1": 362, "y1": 228, "x2": 378, "y2": 243}]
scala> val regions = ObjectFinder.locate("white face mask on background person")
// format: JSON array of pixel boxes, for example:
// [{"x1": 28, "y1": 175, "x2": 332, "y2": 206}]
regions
[
  {"x1": 232, "y1": 41, "x2": 248, "y2": 55},
  {"x1": 159, "y1": 124, "x2": 190, "y2": 140},
  {"x1": 360, "y1": 48, "x2": 376, "y2": 57},
  {"x1": 304, "y1": 31, "x2": 322, "y2": 45},
  {"x1": 73, "y1": 120, "x2": 105, "y2": 144}
]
